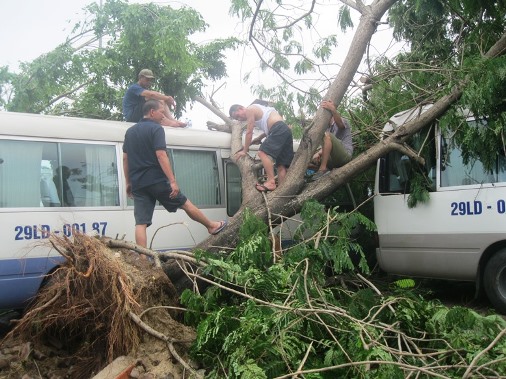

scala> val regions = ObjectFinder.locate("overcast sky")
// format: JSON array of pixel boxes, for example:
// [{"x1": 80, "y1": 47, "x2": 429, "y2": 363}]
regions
[{"x1": 0, "y1": 1, "x2": 399, "y2": 127}]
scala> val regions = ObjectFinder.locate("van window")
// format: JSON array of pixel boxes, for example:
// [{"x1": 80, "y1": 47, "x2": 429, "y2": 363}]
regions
[
  {"x1": 58, "y1": 143, "x2": 119, "y2": 206},
  {"x1": 125, "y1": 148, "x2": 222, "y2": 208},
  {"x1": 0, "y1": 140, "x2": 51, "y2": 207},
  {"x1": 0, "y1": 139, "x2": 119, "y2": 208},
  {"x1": 379, "y1": 126, "x2": 436, "y2": 193},
  {"x1": 168, "y1": 149, "x2": 221, "y2": 207},
  {"x1": 225, "y1": 161, "x2": 242, "y2": 216},
  {"x1": 440, "y1": 124, "x2": 506, "y2": 187}
]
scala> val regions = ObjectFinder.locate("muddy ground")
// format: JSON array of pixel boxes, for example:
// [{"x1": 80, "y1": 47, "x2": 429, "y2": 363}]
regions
[{"x1": 0, "y1": 237, "x2": 201, "y2": 379}]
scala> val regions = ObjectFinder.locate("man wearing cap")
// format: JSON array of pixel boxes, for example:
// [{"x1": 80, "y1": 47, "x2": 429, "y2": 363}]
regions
[{"x1": 122, "y1": 69, "x2": 187, "y2": 128}]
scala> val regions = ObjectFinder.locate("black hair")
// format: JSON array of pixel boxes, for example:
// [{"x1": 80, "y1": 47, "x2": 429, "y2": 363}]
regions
[
  {"x1": 229, "y1": 104, "x2": 242, "y2": 118},
  {"x1": 142, "y1": 99, "x2": 161, "y2": 116}
]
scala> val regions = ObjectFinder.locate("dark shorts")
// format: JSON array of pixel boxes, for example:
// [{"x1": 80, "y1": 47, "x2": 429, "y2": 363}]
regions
[
  {"x1": 133, "y1": 181, "x2": 188, "y2": 226},
  {"x1": 259, "y1": 121, "x2": 294, "y2": 167}
]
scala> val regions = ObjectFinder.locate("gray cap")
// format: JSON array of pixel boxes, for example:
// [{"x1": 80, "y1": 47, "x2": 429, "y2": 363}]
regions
[{"x1": 138, "y1": 69, "x2": 155, "y2": 79}]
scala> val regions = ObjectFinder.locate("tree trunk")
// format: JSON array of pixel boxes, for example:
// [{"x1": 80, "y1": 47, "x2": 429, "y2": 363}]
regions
[{"x1": 195, "y1": 12, "x2": 506, "y2": 252}]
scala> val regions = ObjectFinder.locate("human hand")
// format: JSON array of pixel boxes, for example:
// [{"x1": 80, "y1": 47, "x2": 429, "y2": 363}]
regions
[
  {"x1": 126, "y1": 183, "x2": 133, "y2": 199},
  {"x1": 312, "y1": 151, "x2": 321, "y2": 164},
  {"x1": 166, "y1": 96, "x2": 176, "y2": 108},
  {"x1": 169, "y1": 181, "x2": 180, "y2": 198},
  {"x1": 321, "y1": 100, "x2": 336, "y2": 113},
  {"x1": 235, "y1": 149, "x2": 247, "y2": 159}
]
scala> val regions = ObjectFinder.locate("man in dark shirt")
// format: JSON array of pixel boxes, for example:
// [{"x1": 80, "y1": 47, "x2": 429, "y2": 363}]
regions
[
  {"x1": 122, "y1": 69, "x2": 187, "y2": 128},
  {"x1": 53, "y1": 166, "x2": 75, "y2": 206},
  {"x1": 122, "y1": 99, "x2": 226, "y2": 247}
]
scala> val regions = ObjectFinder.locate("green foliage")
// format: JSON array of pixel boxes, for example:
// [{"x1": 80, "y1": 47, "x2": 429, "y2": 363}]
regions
[
  {"x1": 455, "y1": 55, "x2": 506, "y2": 168},
  {"x1": 393, "y1": 278, "x2": 416, "y2": 289},
  {"x1": 182, "y1": 206, "x2": 506, "y2": 377},
  {"x1": 181, "y1": 205, "x2": 381, "y2": 378},
  {"x1": 338, "y1": 5, "x2": 354, "y2": 32},
  {"x1": 299, "y1": 200, "x2": 373, "y2": 275},
  {"x1": 0, "y1": 0, "x2": 239, "y2": 118},
  {"x1": 407, "y1": 171, "x2": 431, "y2": 208}
]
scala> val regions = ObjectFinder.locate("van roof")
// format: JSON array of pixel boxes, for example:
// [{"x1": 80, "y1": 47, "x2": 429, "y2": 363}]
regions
[
  {"x1": 0, "y1": 111, "x2": 300, "y2": 151},
  {"x1": 383, "y1": 104, "x2": 434, "y2": 133},
  {"x1": 0, "y1": 111, "x2": 233, "y2": 148}
]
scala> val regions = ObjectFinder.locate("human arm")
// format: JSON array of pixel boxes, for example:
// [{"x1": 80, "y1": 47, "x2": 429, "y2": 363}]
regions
[
  {"x1": 236, "y1": 108, "x2": 257, "y2": 158},
  {"x1": 251, "y1": 133, "x2": 266, "y2": 145},
  {"x1": 122, "y1": 153, "x2": 132, "y2": 198},
  {"x1": 321, "y1": 100, "x2": 345, "y2": 129},
  {"x1": 156, "y1": 149, "x2": 180, "y2": 198},
  {"x1": 141, "y1": 89, "x2": 176, "y2": 108}
]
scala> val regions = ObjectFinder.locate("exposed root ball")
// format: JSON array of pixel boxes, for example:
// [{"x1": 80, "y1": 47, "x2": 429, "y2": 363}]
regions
[{"x1": 2, "y1": 233, "x2": 181, "y2": 379}]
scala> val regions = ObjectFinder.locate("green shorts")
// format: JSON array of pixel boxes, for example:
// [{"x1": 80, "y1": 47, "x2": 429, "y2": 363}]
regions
[{"x1": 328, "y1": 134, "x2": 352, "y2": 169}]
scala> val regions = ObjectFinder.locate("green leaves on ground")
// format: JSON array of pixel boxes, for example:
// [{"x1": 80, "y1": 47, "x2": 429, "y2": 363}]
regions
[{"x1": 181, "y1": 204, "x2": 506, "y2": 378}]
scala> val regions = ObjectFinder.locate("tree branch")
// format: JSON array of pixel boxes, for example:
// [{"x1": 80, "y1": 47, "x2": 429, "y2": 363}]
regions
[{"x1": 37, "y1": 78, "x2": 94, "y2": 113}]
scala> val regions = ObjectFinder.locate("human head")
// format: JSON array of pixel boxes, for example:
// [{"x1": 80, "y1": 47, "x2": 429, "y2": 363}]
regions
[
  {"x1": 138, "y1": 69, "x2": 155, "y2": 79},
  {"x1": 142, "y1": 99, "x2": 165, "y2": 123},
  {"x1": 229, "y1": 104, "x2": 247, "y2": 121},
  {"x1": 55, "y1": 166, "x2": 71, "y2": 179},
  {"x1": 138, "y1": 69, "x2": 155, "y2": 88}
]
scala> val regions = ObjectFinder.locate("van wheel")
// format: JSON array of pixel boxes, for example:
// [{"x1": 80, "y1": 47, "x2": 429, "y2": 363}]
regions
[{"x1": 483, "y1": 248, "x2": 506, "y2": 314}]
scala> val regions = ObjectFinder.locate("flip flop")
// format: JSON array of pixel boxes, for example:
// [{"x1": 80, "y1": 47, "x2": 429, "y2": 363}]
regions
[
  {"x1": 312, "y1": 170, "x2": 330, "y2": 180},
  {"x1": 255, "y1": 183, "x2": 275, "y2": 192},
  {"x1": 211, "y1": 220, "x2": 227, "y2": 235}
]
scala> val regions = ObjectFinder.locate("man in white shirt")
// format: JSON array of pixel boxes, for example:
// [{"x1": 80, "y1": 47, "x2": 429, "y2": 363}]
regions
[{"x1": 229, "y1": 103, "x2": 293, "y2": 192}]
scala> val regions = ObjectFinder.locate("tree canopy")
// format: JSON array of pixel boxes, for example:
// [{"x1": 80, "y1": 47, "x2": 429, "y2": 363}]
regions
[{"x1": 0, "y1": 0, "x2": 239, "y2": 119}]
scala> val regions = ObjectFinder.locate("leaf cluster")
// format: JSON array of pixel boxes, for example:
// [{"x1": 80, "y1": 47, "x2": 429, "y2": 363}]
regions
[
  {"x1": 0, "y1": 0, "x2": 240, "y2": 119},
  {"x1": 181, "y1": 202, "x2": 506, "y2": 378}
]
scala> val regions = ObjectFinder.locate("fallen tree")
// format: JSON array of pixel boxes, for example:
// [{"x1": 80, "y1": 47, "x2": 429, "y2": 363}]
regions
[
  {"x1": 2, "y1": 209, "x2": 506, "y2": 378},
  {"x1": 194, "y1": 27, "x2": 506, "y2": 252}
]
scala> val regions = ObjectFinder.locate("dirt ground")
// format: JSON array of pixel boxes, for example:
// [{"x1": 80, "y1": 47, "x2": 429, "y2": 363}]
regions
[{"x1": 0, "y1": 238, "x2": 201, "y2": 379}]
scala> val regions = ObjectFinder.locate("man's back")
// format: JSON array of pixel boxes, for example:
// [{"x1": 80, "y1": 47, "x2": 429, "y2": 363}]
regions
[
  {"x1": 123, "y1": 120, "x2": 166, "y2": 190},
  {"x1": 123, "y1": 83, "x2": 145, "y2": 122}
]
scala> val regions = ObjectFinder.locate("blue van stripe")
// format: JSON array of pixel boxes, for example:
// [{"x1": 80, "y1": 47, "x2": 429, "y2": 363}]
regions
[{"x1": 0, "y1": 256, "x2": 64, "y2": 310}]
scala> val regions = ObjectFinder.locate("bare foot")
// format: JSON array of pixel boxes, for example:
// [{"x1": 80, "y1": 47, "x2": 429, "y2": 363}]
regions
[
  {"x1": 209, "y1": 220, "x2": 227, "y2": 235},
  {"x1": 255, "y1": 182, "x2": 276, "y2": 192}
]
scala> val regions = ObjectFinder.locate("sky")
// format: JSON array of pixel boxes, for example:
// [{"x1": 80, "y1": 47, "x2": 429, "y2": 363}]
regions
[{"x1": 0, "y1": 0, "x2": 400, "y2": 128}]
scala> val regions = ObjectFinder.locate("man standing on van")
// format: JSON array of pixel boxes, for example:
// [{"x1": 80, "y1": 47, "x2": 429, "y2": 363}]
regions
[
  {"x1": 123, "y1": 100, "x2": 226, "y2": 247},
  {"x1": 122, "y1": 69, "x2": 187, "y2": 128},
  {"x1": 229, "y1": 103, "x2": 293, "y2": 192}
]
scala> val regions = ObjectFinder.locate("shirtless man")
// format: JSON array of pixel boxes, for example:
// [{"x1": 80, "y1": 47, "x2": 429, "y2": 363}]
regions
[{"x1": 229, "y1": 103, "x2": 293, "y2": 192}]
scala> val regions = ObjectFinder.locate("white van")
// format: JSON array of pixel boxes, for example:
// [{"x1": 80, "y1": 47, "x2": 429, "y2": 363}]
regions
[
  {"x1": 0, "y1": 111, "x2": 247, "y2": 310},
  {"x1": 374, "y1": 104, "x2": 506, "y2": 312}
]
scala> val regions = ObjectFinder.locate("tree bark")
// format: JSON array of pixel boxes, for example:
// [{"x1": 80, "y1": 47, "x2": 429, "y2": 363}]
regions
[{"x1": 195, "y1": 9, "x2": 506, "y2": 253}]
